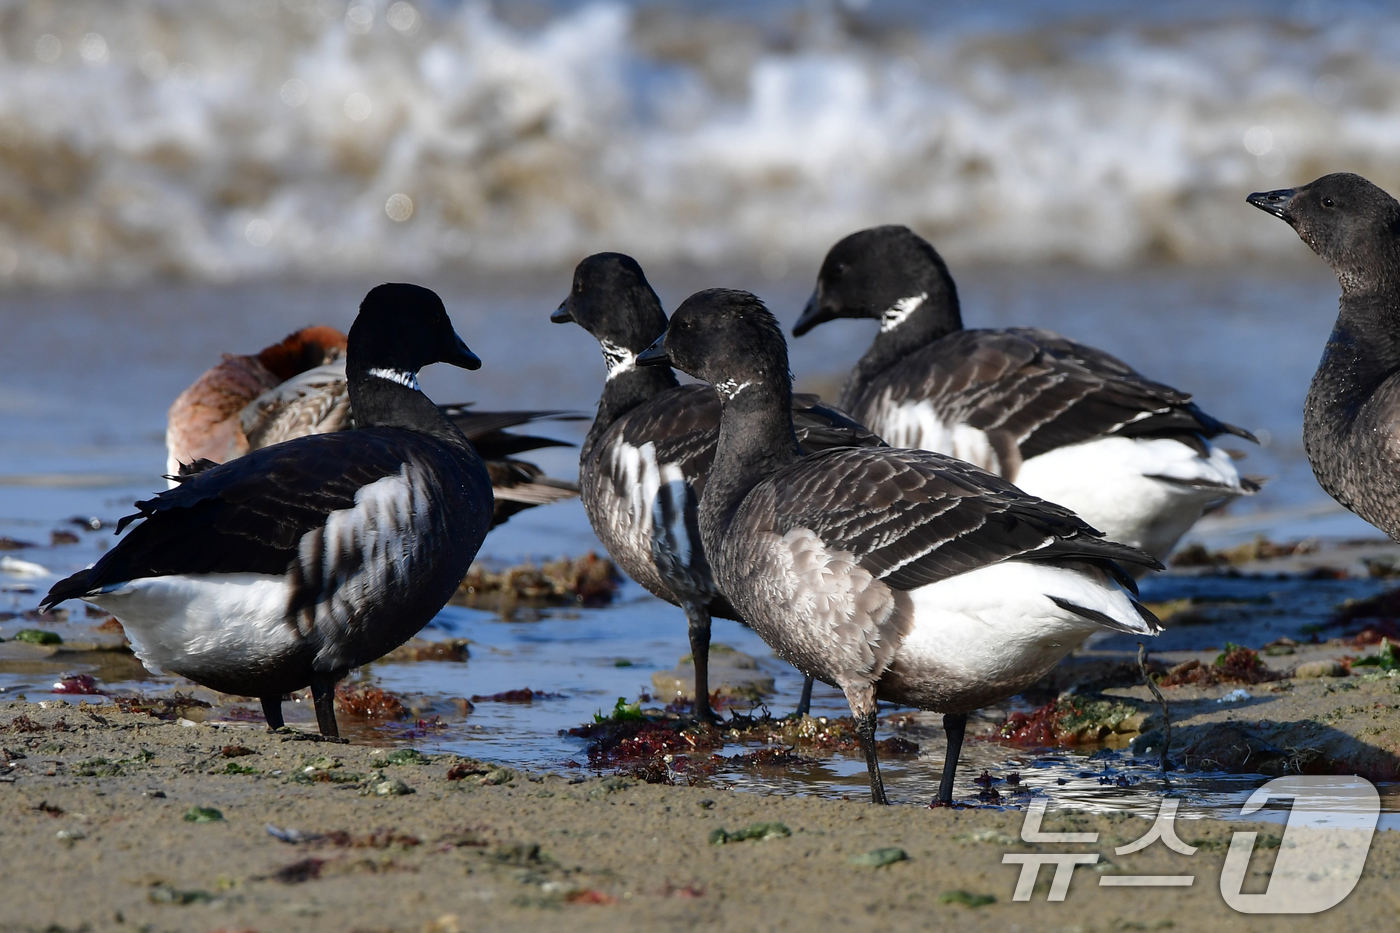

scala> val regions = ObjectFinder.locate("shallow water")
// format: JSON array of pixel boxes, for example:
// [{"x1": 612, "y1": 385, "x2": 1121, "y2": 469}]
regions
[{"x1": 0, "y1": 265, "x2": 1393, "y2": 814}]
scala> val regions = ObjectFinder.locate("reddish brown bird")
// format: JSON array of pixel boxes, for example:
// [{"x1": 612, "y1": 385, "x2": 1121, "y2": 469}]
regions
[{"x1": 166, "y1": 326, "x2": 581, "y2": 526}]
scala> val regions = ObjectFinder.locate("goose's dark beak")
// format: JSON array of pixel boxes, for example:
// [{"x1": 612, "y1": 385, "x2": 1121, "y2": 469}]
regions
[
  {"x1": 792, "y1": 288, "x2": 835, "y2": 337},
  {"x1": 636, "y1": 334, "x2": 670, "y2": 367},
  {"x1": 1246, "y1": 187, "x2": 1297, "y2": 220},
  {"x1": 443, "y1": 331, "x2": 482, "y2": 370},
  {"x1": 550, "y1": 299, "x2": 573, "y2": 324}
]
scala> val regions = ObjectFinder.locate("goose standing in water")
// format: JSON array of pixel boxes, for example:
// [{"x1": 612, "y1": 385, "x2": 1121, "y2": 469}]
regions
[
  {"x1": 42, "y1": 284, "x2": 495, "y2": 737},
  {"x1": 638, "y1": 288, "x2": 1161, "y2": 804},
  {"x1": 554, "y1": 253, "x2": 883, "y2": 719},
  {"x1": 792, "y1": 226, "x2": 1259, "y2": 565}
]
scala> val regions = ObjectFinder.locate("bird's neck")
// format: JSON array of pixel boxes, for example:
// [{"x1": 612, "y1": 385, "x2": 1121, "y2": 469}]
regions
[
  {"x1": 840, "y1": 296, "x2": 962, "y2": 408},
  {"x1": 347, "y1": 364, "x2": 466, "y2": 445},
  {"x1": 584, "y1": 364, "x2": 679, "y2": 460},
  {"x1": 699, "y1": 379, "x2": 801, "y2": 547}
]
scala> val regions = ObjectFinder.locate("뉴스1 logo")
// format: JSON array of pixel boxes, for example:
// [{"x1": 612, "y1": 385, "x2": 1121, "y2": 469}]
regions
[{"x1": 1003, "y1": 775, "x2": 1379, "y2": 913}]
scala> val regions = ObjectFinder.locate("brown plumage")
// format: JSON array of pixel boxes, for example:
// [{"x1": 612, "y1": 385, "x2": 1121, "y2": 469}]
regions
[
  {"x1": 166, "y1": 327, "x2": 347, "y2": 473},
  {"x1": 166, "y1": 326, "x2": 581, "y2": 527}
]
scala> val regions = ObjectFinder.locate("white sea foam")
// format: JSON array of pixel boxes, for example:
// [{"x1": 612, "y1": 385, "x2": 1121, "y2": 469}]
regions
[{"x1": 2, "y1": 1, "x2": 1400, "y2": 285}]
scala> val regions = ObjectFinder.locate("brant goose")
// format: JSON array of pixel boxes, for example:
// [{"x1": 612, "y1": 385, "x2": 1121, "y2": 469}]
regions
[
  {"x1": 638, "y1": 289, "x2": 1161, "y2": 804},
  {"x1": 167, "y1": 327, "x2": 580, "y2": 526},
  {"x1": 42, "y1": 284, "x2": 494, "y2": 737},
  {"x1": 554, "y1": 253, "x2": 884, "y2": 719},
  {"x1": 792, "y1": 226, "x2": 1259, "y2": 564},
  {"x1": 1248, "y1": 173, "x2": 1400, "y2": 541}
]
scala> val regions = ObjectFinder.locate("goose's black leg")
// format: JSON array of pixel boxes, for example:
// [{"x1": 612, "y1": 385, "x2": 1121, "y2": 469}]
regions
[
  {"x1": 795, "y1": 675, "x2": 815, "y2": 717},
  {"x1": 684, "y1": 603, "x2": 717, "y2": 722},
  {"x1": 260, "y1": 696, "x2": 285, "y2": 731},
  {"x1": 937, "y1": 712, "x2": 968, "y2": 806},
  {"x1": 855, "y1": 709, "x2": 889, "y2": 805},
  {"x1": 310, "y1": 676, "x2": 340, "y2": 738}
]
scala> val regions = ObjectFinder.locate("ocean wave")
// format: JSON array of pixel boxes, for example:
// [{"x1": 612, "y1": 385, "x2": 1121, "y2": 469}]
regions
[{"x1": 1, "y1": 0, "x2": 1399, "y2": 285}]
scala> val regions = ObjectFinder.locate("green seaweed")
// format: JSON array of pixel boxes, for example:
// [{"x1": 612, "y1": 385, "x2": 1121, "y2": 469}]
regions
[
  {"x1": 183, "y1": 806, "x2": 224, "y2": 822},
  {"x1": 593, "y1": 697, "x2": 643, "y2": 723},
  {"x1": 849, "y1": 847, "x2": 908, "y2": 867},
  {"x1": 379, "y1": 748, "x2": 430, "y2": 765},
  {"x1": 938, "y1": 890, "x2": 996, "y2": 908},
  {"x1": 708, "y1": 822, "x2": 791, "y2": 844},
  {"x1": 14, "y1": 629, "x2": 61, "y2": 645}
]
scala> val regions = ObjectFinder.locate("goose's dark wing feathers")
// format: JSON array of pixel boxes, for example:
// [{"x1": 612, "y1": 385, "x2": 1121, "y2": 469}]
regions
[
  {"x1": 98, "y1": 429, "x2": 430, "y2": 585},
  {"x1": 875, "y1": 328, "x2": 1253, "y2": 460},
  {"x1": 754, "y1": 446, "x2": 1160, "y2": 593}
]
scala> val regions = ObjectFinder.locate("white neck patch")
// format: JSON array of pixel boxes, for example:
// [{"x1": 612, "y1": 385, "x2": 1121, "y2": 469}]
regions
[
  {"x1": 715, "y1": 378, "x2": 755, "y2": 400},
  {"x1": 368, "y1": 367, "x2": 421, "y2": 391},
  {"x1": 599, "y1": 338, "x2": 636, "y2": 380},
  {"x1": 880, "y1": 292, "x2": 928, "y2": 332}
]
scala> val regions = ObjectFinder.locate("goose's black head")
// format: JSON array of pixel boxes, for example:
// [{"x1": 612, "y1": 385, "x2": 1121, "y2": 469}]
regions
[
  {"x1": 348, "y1": 283, "x2": 479, "y2": 381},
  {"x1": 792, "y1": 225, "x2": 961, "y2": 338},
  {"x1": 1247, "y1": 173, "x2": 1400, "y2": 292},
  {"x1": 638, "y1": 288, "x2": 789, "y2": 401},
  {"x1": 552, "y1": 253, "x2": 669, "y2": 357}
]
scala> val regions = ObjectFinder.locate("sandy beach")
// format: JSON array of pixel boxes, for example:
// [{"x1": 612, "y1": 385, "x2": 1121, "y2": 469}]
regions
[{"x1": 2, "y1": 695, "x2": 1399, "y2": 933}]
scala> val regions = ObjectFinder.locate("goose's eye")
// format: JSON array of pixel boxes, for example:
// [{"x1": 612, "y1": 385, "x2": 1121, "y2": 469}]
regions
[{"x1": 1322, "y1": 197, "x2": 1335, "y2": 208}]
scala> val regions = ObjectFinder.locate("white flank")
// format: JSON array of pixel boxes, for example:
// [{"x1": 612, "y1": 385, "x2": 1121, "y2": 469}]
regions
[
  {"x1": 599, "y1": 338, "x2": 636, "y2": 380},
  {"x1": 368, "y1": 367, "x2": 421, "y2": 391},
  {"x1": 891, "y1": 560, "x2": 1150, "y2": 706},
  {"x1": 610, "y1": 440, "x2": 695, "y2": 570},
  {"x1": 880, "y1": 292, "x2": 928, "y2": 332},
  {"x1": 301, "y1": 464, "x2": 430, "y2": 668},
  {"x1": 872, "y1": 398, "x2": 1001, "y2": 473},
  {"x1": 1013, "y1": 436, "x2": 1252, "y2": 562},
  {"x1": 85, "y1": 573, "x2": 297, "y2": 676}
]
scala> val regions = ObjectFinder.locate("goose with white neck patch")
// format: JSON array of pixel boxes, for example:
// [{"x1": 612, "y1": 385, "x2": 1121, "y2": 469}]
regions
[
  {"x1": 166, "y1": 326, "x2": 581, "y2": 527},
  {"x1": 638, "y1": 288, "x2": 1161, "y2": 805},
  {"x1": 554, "y1": 253, "x2": 885, "y2": 720},
  {"x1": 42, "y1": 284, "x2": 495, "y2": 738},
  {"x1": 792, "y1": 225, "x2": 1260, "y2": 565}
]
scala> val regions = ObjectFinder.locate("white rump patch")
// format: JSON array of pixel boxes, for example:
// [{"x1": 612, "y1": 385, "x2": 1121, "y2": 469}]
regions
[
  {"x1": 1014, "y1": 436, "x2": 1253, "y2": 561},
  {"x1": 887, "y1": 560, "x2": 1152, "y2": 709},
  {"x1": 85, "y1": 573, "x2": 297, "y2": 677},
  {"x1": 368, "y1": 367, "x2": 421, "y2": 391},
  {"x1": 599, "y1": 338, "x2": 636, "y2": 380},
  {"x1": 880, "y1": 292, "x2": 927, "y2": 332}
]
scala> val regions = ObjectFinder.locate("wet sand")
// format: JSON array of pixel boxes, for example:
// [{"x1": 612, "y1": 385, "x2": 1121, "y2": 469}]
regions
[{"x1": 3, "y1": 701, "x2": 1400, "y2": 933}]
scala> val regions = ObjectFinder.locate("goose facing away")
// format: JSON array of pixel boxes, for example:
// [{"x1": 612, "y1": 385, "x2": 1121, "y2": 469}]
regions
[
  {"x1": 792, "y1": 225, "x2": 1259, "y2": 565},
  {"x1": 553, "y1": 252, "x2": 884, "y2": 720},
  {"x1": 1248, "y1": 173, "x2": 1400, "y2": 541},
  {"x1": 638, "y1": 288, "x2": 1161, "y2": 804},
  {"x1": 167, "y1": 327, "x2": 581, "y2": 526},
  {"x1": 42, "y1": 284, "x2": 495, "y2": 738}
]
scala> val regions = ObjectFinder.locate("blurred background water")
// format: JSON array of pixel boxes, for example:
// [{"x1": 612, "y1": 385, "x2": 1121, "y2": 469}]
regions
[{"x1": 1, "y1": 0, "x2": 1398, "y2": 805}]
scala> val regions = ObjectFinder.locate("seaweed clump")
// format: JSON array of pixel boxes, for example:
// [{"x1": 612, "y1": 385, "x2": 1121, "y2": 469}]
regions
[
  {"x1": 1156, "y1": 644, "x2": 1282, "y2": 687},
  {"x1": 998, "y1": 697, "x2": 1146, "y2": 746},
  {"x1": 453, "y1": 553, "x2": 620, "y2": 611}
]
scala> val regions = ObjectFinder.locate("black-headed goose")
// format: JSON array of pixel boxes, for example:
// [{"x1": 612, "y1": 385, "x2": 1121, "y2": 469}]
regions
[
  {"x1": 792, "y1": 225, "x2": 1259, "y2": 565},
  {"x1": 639, "y1": 288, "x2": 1161, "y2": 804},
  {"x1": 554, "y1": 253, "x2": 884, "y2": 720},
  {"x1": 1248, "y1": 173, "x2": 1400, "y2": 542},
  {"x1": 42, "y1": 284, "x2": 495, "y2": 738}
]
